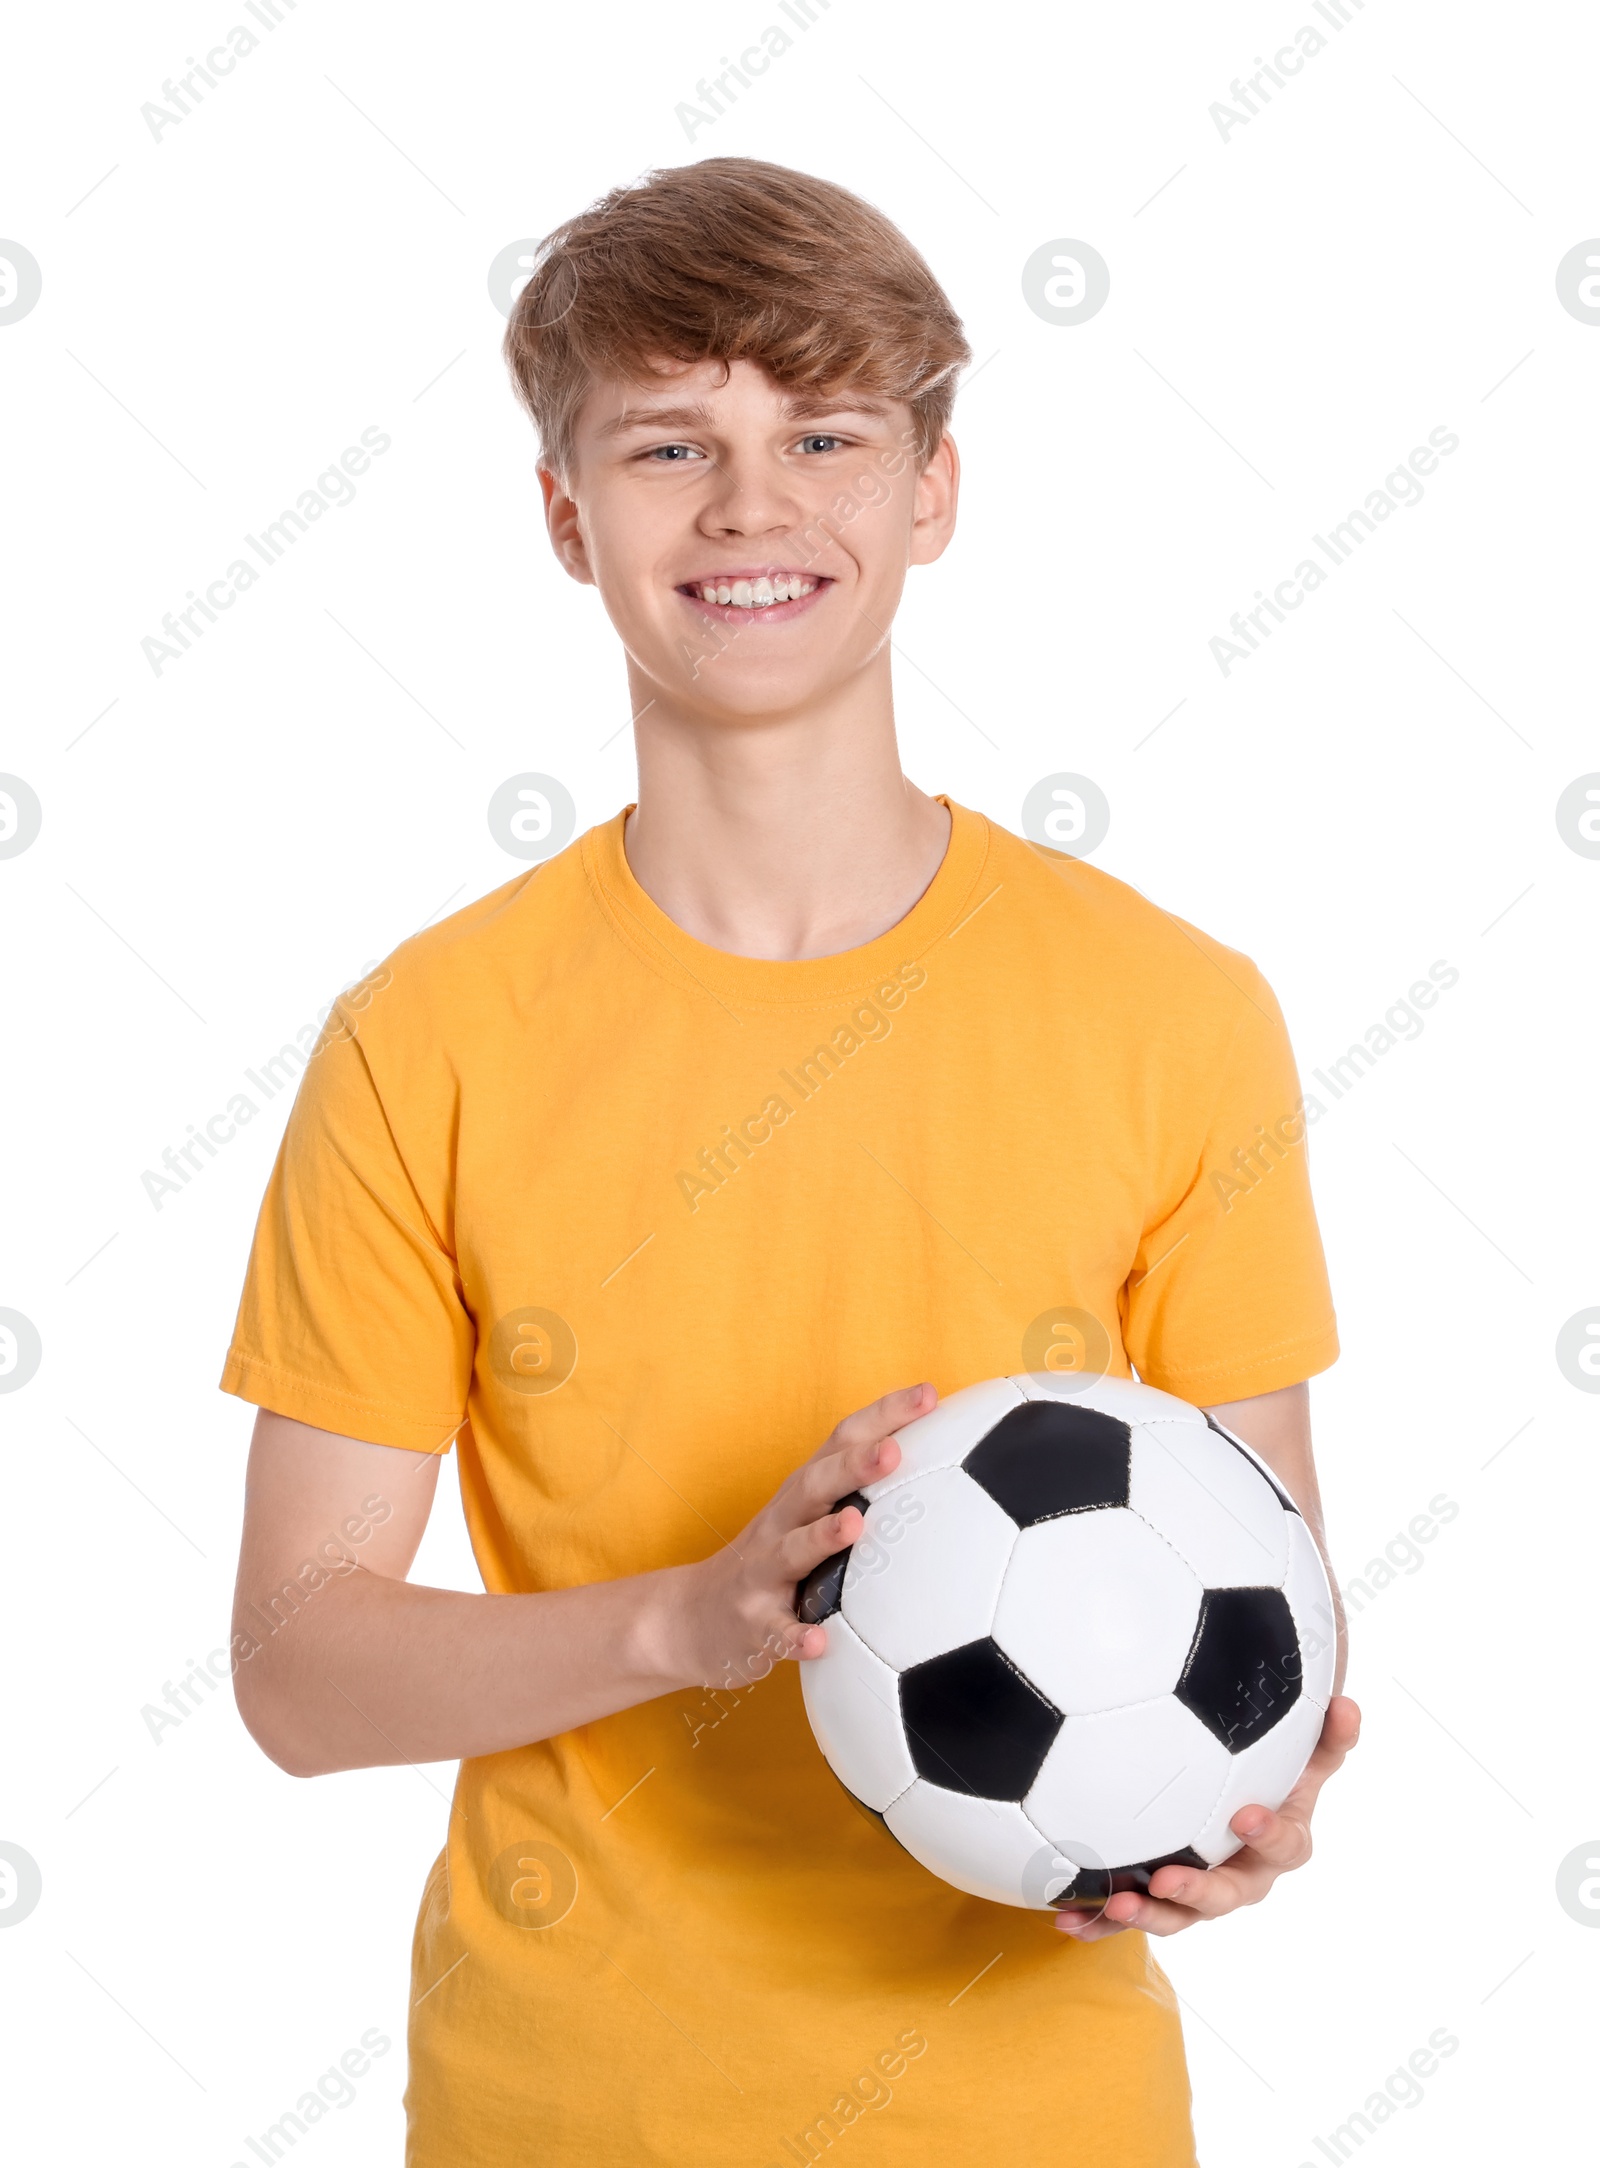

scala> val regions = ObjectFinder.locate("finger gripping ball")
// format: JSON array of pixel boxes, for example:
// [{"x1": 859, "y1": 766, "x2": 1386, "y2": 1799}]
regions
[{"x1": 796, "y1": 1374, "x2": 1336, "y2": 1909}]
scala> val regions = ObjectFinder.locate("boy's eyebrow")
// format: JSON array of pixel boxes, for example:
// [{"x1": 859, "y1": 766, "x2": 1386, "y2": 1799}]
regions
[
  {"x1": 780, "y1": 391, "x2": 896, "y2": 422},
  {"x1": 594, "y1": 391, "x2": 896, "y2": 439},
  {"x1": 593, "y1": 402, "x2": 716, "y2": 439}
]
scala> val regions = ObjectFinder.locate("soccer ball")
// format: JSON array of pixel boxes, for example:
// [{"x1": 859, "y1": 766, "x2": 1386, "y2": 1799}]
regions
[{"x1": 797, "y1": 1372, "x2": 1336, "y2": 1909}]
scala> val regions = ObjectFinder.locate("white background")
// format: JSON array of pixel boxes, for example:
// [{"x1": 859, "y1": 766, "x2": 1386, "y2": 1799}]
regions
[{"x1": 2, "y1": 1, "x2": 1596, "y2": 2161}]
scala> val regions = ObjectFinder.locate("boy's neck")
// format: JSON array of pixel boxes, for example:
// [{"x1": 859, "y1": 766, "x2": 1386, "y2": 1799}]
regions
[{"x1": 620, "y1": 658, "x2": 952, "y2": 963}]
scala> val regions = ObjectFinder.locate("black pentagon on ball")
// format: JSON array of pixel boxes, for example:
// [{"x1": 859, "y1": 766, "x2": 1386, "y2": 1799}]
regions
[
  {"x1": 900, "y1": 1638, "x2": 1064, "y2": 1800},
  {"x1": 1175, "y1": 1586, "x2": 1302, "y2": 1750},
  {"x1": 794, "y1": 1492, "x2": 869, "y2": 1624},
  {"x1": 963, "y1": 1400, "x2": 1132, "y2": 1527},
  {"x1": 1203, "y1": 1411, "x2": 1300, "y2": 1514}
]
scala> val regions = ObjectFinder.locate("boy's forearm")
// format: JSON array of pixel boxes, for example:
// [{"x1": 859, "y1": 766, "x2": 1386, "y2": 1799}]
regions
[{"x1": 234, "y1": 1563, "x2": 699, "y2": 1778}]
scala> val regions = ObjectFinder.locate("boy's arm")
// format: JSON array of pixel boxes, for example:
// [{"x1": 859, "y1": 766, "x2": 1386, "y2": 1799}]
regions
[
  {"x1": 1057, "y1": 1379, "x2": 1361, "y2": 1942},
  {"x1": 230, "y1": 1390, "x2": 928, "y2": 1778}
]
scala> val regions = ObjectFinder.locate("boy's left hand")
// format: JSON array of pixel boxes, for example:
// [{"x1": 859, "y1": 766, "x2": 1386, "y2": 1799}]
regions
[{"x1": 1054, "y1": 1695, "x2": 1360, "y2": 1941}]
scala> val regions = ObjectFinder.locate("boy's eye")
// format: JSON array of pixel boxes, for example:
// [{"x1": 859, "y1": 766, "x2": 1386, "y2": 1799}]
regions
[
  {"x1": 797, "y1": 433, "x2": 846, "y2": 454},
  {"x1": 644, "y1": 443, "x2": 702, "y2": 463}
]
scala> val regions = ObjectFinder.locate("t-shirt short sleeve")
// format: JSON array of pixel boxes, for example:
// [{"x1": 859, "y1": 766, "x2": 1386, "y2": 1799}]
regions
[
  {"x1": 1121, "y1": 961, "x2": 1339, "y2": 1404},
  {"x1": 219, "y1": 1007, "x2": 473, "y2": 1453}
]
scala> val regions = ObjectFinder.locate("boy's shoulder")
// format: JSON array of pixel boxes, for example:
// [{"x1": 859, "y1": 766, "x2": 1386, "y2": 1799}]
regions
[
  {"x1": 343, "y1": 832, "x2": 598, "y2": 1045},
  {"x1": 977, "y1": 812, "x2": 1275, "y2": 1015}
]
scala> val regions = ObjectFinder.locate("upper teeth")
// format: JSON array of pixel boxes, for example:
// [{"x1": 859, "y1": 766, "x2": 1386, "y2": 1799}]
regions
[{"x1": 698, "y1": 576, "x2": 817, "y2": 606}]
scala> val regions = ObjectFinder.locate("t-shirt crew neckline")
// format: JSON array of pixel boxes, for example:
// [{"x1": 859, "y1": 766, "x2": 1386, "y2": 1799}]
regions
[{"x1": 581, "y1": 795, "x2": 991, "y2": 1009}]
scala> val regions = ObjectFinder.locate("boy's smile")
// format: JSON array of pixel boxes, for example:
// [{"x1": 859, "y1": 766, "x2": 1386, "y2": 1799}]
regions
[
  {"x1": 540, "y1": 356, "x2": 958, "y2": 725},
  {"x1": 676, "y1": 567, "x2": 830, "y2": 624}
]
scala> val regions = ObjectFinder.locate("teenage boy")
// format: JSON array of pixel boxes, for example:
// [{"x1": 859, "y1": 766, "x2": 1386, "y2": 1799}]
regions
[{"x1": 224, "y1": 155, "x2": 1358, "y2": 2166}]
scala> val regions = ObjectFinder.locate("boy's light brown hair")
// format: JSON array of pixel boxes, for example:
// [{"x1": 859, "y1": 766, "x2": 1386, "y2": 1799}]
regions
[{"x1": 503, "y1": 157, "x2": 971, "y2": 480}]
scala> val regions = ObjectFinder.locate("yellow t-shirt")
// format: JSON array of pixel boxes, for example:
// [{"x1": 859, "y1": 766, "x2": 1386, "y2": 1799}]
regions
[{"x1": 222, "y1": 799, "x2": 1337, "y2": 2167}]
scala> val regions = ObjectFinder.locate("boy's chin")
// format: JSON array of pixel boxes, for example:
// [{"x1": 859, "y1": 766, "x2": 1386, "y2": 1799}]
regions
[{"x1": 653, "y1": 664, "x2": 851, "y2": 726}]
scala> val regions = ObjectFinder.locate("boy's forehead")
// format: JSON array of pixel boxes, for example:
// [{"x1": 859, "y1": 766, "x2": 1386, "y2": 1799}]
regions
[{"x1": 576, "y1": 358, "x2": 906, "y2": 440}]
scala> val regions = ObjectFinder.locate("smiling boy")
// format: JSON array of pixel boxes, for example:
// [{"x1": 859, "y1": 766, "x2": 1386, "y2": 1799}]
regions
[{"x1": 223, "y1": 157, "x2": 1357, "y2": 2165}]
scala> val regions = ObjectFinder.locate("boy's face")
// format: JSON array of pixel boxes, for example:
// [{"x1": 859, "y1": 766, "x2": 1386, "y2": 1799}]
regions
[{"x1": 541, "y1": 358, "x2": 958, "y2": 722}]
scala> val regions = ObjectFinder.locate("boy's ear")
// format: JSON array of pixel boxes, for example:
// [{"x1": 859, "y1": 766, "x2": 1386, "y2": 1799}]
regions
[
  {"x1": 539, "y1": 464, "x2": 596, "y2": 586},
  {"x1": 908, "y1": 432, "x2": 960, "y2": 569}
]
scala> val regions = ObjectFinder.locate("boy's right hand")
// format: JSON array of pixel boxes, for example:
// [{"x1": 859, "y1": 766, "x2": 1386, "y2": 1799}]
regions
[{"x1": 663, "y1": 1381, "x2": 936, "y2": 1691}]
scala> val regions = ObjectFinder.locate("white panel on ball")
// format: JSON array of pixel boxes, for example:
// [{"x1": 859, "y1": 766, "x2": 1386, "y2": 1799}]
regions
[
  {"x1": 1128, "y1": 1419, "x2": 1291, "y2": 1589},
  {"x1": 994, "y1": 1509, "x2": 1203, "y2": 1714},
  {"x1": 1026, "y1": 1698, "x2": 1232, "y2": 1868},
  {"x1": 882, "y1": 1781, "x2": 1048, "y2": 1907},
  {"x1": 1186, "y1": 1693, "x2": 1326, "y2": 1865},
  {"x1": 1282, "y1": 1515, "x2": 1338, "y2": 1710},
  {"x1": 841, "y1": 1467, "x2": 1016, "y2": 1671},
  {"x1": 862, "y1": 1376, "x2": 1026, "y2": 1504},
  {"x1": 799, "y1": 1613, "x2": 917, "y2": 1815},
  {"x1": 1014, "y1": 1371, "x2": 1205, "y2": 1427}
]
